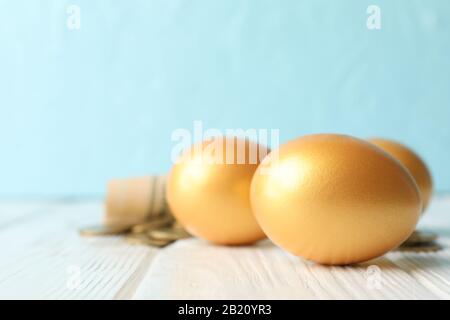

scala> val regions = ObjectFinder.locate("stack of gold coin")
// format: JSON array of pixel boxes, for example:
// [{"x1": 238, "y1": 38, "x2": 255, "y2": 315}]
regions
[
  {"x1": 104, "y1": 176, "x2": 168, "y2": 227},
  {"x1": 397, "y1": 230, "x2": 441, "y2": 252},
  {"x1": 79, "y1": 213, "x2": 192, "y2": 248},
  {"x1": 124, "y1": 216, "x2": 191, "y2": 248},
  {"x1": 79, "y1": 175, "x2": 192, "y2": 248}
]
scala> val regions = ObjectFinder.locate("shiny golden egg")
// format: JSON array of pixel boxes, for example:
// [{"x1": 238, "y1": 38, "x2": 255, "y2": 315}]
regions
[
  {"x1": 250, "y1": 134, "x2": 422, "y2": 265},
  {"x1": 166, "y1": 137, "x2": 267, "y2": 245},
  {"x1": 368, "y1": 138, "x2": 433, "y2": 213}
]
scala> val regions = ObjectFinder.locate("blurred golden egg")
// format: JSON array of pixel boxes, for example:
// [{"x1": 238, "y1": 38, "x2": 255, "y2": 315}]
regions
[
  {"x1": 368, "y1": 138, "x2": 433, "y2": 212},
  {"x1": 166, "y1": 137, "x2": 267, "y2": 245},
  {"x1": 250, "y1": 134, "x2": 421, "y2": 265}
]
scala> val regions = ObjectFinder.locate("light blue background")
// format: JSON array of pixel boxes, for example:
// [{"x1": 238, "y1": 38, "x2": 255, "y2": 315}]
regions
[{"x1": 0, "y1": 0, "x2": 449, "y2": 196}]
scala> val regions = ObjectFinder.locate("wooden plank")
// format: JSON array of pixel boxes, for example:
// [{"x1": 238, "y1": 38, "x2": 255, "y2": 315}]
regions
[
  {"x1": 133, "y1": 195, "x2": 450, "y2": 299},
  {"x1": 132, "y1": 239, "x2": 441, "y2": 299},
  {"x1": 0, "y1": 200, "x2": 158, "y2": 299},
  {"x1": 0, "y1": 195, "x2": 449, "y2": 299},
  {"x1": 0, "y1": 200, "x2": 52, "y2": 230}
]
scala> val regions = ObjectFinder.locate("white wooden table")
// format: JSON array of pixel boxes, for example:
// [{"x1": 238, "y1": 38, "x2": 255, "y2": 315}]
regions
[{"x1": 1, "y1": 196, "x2": 449, "y2": 300}]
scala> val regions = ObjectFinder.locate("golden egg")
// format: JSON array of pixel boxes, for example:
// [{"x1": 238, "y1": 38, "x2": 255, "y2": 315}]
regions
[
  {"x1": 368, "y1": 138, "x2": 433, "y2": 212},
  {"x1": 166, "y1": 137, "x2": 267, "y2": 245},
  {"x1": 250, "y1": 134, "x2": 421, "y2": 265}
]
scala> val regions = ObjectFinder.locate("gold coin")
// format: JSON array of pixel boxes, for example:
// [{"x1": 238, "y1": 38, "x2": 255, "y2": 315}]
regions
[
  {"x1": 125, "y1": 234, "x2": 173, "y2": 247},
  {"x1": 131, "y1": 215, "x2": 174, "y2": 234},
  {"x1": 171, "y1": 221, "x2": 189, "y2": 232},
  {"x1": 396, "y1": 242, "x2": 442, "y2": 253},
  {"x1": 148, "y1": 228, "x2": 191, "y2": 241},
  {"x1": 79, "y1": 224, "x2": 130, "y2": 237},
  {"x1": 172, "y1": 220, "x2": 184, "y2": 228},
  {"x1": 402, "y1": 230, "x2": 438, "y2": 246}
]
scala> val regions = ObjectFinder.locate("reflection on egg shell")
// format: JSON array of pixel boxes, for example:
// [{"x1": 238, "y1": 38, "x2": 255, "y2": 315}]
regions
[{"x1": 251, "y1": 134, "x2": 422, "y2": 265}]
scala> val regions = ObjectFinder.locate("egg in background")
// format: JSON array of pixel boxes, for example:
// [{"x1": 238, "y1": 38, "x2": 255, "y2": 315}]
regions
[
  {"x1": 166, "y1": 137, "x2": 267, "y2": 245},
  {"x1": 368, "y1": 138, "x2": 433, "y2": 213}
]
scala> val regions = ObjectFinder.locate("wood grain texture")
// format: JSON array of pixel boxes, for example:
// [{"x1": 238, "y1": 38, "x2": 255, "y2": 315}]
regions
[
  {"x1": 0, "y1": 200, "x2": 157, "y2": 299},
  {"x1": 0, "y1": 196, "x2": 449, "y2": 299},
  {"x1": 133, "y1": 195, "x2": 450, "y2": 300}
]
